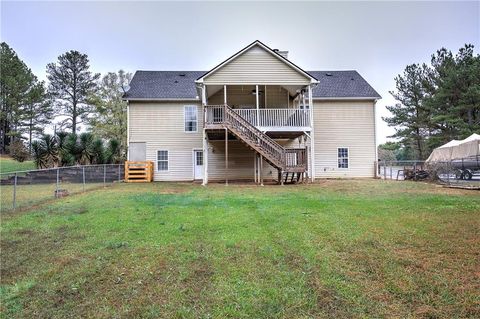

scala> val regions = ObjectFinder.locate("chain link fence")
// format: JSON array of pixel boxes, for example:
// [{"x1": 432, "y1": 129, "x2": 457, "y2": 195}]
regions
[
  {"x1": 1, "y1": 164, "x2": 124, "y2": 211},
  {"x1": 378, "y1": 158, "x2": 480, "y2": 188}
]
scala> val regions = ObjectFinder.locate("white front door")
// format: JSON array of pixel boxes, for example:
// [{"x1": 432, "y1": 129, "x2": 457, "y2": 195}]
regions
[{"x1": 194, "y1": 150, "x2": 204, "y2": 179}]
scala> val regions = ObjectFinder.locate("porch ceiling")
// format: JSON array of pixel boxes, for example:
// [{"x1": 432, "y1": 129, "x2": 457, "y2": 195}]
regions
[{"x1": 205, "y1": 84, "x2": 305, "y2": 98}]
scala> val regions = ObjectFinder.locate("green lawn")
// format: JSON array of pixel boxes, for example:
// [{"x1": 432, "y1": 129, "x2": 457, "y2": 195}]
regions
[
  {"x1": 0, "y1": 157, "x2": 35, "y2": 174},
  {"x1": 1, "y1": 180, "x2": 479, "y2": 318}
]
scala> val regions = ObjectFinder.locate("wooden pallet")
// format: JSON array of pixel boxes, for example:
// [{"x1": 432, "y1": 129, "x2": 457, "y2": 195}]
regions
[{"x1": 124, "y1": 161, "x2": 153, "y2": 183}]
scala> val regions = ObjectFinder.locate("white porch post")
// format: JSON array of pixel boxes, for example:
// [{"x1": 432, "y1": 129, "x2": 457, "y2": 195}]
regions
[
  {"x1": 260, "y1": 154, "x2": 264, "y2": 186},
  {"x1": 308, "y1": 85, "x2": 315, "y2": 182},
  {"x1": 254, "y1": 152, "x2": 257, "y2": 184},
  {"x1": 224, "y1": 85, "x2": 227, "y2": 105},
  {"x1": 225, "y1": 128, "x2": 228, "y2": 186},
  {"x1": 202, "y1": 84, "x2": 208, "y2": 186},
  {"x1": 256, "y1": 85, "x2": 259, "y2": 126},
  {"x1": 201, "y1": 85, "x2": 207, "y2": 105},
  {"x1": 126, "y1": 103, "x2": 130, "y2": 160},
  {"x1": 264, "y1": 85, "x2": 267, "y2": 108},
  {"x1": 202, "y1": 130, "x2": 208, "y2": 185}
]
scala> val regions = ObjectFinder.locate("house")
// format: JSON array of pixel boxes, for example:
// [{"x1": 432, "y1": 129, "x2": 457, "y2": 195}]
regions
[{"x1": 124, "y1": 40, "x2": 381, "y2": 184}]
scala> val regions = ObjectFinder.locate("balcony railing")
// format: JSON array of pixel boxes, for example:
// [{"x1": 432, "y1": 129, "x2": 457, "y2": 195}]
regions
[{"x1": 232, "y1": 108, "x2": 311, "y2": 129}]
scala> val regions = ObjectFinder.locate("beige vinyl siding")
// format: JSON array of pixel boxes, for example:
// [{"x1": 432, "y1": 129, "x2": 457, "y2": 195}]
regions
[
  {"x1": 128, "y1": 101, "x2": 376, "y2": 181},
  {"x1": 313, "y1": 100, "x2": 376, "y2": 178},
  {"x1": 128, "y1": 102, "x2": 203, "y2": 181},
  {"x1": 204, "y1": 45, "x2": 310, "y2": 85}
]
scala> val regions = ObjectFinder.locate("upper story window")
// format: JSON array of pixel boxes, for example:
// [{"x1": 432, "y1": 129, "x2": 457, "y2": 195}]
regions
[
  {"x1": 338, "y1": 147, "x2": 349, "y2": 169},
  {"x1": 184, "y1": 105, "x2": 198, "y2": 132}
]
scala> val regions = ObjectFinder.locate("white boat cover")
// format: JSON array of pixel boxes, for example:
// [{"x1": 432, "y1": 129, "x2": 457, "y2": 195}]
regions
[{"x1": 426, "y1": 133, "x2": 480, "y2": 162}]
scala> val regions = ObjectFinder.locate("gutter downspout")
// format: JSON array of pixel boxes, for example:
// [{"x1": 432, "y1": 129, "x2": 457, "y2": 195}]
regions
[
  {"x1": 373, "y1": 99, "x2": 378, "y2": 178},
  {"x1": 126, "y1": 102, "x2": 130, "y2": 161}
]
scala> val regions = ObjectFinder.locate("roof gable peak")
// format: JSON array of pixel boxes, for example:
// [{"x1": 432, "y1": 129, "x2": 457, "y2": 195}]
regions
[{"x1": 196, "y1": 40, "x2": 318, "y2": 84}]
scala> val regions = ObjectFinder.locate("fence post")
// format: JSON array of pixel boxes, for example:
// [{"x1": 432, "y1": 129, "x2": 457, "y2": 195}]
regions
[
  {"x1": 13, "y1": 173, "x2": 17, "y2": 210},
  {"x1": 390, "y1": 164, "x2": 393, "y2": 180},
  {"x1": 56, "y1": 168, "x2": 59, "y2": 198},
  {"x1": 103, "y1": 164, "x2": 106, "y2": 188},
  {"x1": 82, "y1": 166, "x2": 86, "y2": 192},
  {"x1": 383, "y1": 163, "x2": 387, "y2": 180},
  {"x1": 118, "y1": 164, "x2": 121, "y2": 182},
  {"x1": 447, "y1": 161, "x2": 450, "y2": 185}
]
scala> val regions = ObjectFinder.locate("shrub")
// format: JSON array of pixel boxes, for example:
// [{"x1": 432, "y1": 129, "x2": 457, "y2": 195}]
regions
[{"x1": 7, "y1": 140, "x2": 30, "y2": 162}]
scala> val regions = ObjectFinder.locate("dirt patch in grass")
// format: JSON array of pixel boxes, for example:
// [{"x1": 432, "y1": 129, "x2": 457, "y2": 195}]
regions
[
  {"x1": 18, "y1": 248, "x2": 173, "y2": 318},
  {"x1": 0, "y1": 226, "x2": 73, "y2": 284},
  {"x1": 0, "y1": 227, "x2": 66, "y2": 285}
]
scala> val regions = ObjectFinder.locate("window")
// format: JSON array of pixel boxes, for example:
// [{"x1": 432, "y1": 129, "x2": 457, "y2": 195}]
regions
[
  {"x1": 195, "y1": 151, "x2": 203, "y2": 166},
  {"x1": 184, "y1": 105, "x2": 198, "y2": 132},
  {"x1": 338, "y1": 148, "x2": 349, "y2": 169},
  {"x1": 157, "y1": 150, "x2": 169, "y2": 171}
]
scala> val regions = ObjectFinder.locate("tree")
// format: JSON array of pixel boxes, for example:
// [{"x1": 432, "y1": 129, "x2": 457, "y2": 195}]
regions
[
  {"x1": 46, "y1": 50, "x2": 99, "y2": 134},
  {"x1": 383, "y1": 43, "x2": 480, "y2": 160},
  {"x1": 0, "y1": 42, "x2": 36, "y2": 153},
  {"x1": 19, "y1": 80, "x2": 54, "y2": 152},
  {"x1": 377, "y1": 142, "x2": 397, "y2": 162},
  {"x1": 383, "y1": 64, "x2": 431, "y2": 159},
  {"x1": 424, "y1": 45, "x2": 480, "y2": 148},
  {"x1": 6, "y1": 139, "x2": 29, "y2": 162},
  {"x1": 88, "y1": 70, "x2": 131, "y2": 158}
]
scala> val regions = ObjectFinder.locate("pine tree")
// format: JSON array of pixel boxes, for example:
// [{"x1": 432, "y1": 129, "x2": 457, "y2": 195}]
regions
[
  {"x1": 19, "y1": 80, "x2": 54, "y2": 152},
  {"x1": 383, "y1": 64, "x2": 431, "y2": 159},
  {"x1": 424, "y1": 44, "x2": 480, "y2": 147},
  {"x1": 0, "y1": 42, "x2": 36, "y2": 153},
  {"x1": 46, "y1": 50, "x2": 100, "y2": 133}
]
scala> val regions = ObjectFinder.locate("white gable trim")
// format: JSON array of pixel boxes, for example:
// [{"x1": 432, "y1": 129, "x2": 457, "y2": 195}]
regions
[{"x1": 195, "y1": 40, "x2": 319, "y2": 84}]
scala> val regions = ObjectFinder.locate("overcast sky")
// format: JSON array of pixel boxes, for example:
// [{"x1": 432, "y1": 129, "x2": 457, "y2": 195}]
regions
[{"x1": 1, "y1": 1, "x2": 479, "y2": 144}]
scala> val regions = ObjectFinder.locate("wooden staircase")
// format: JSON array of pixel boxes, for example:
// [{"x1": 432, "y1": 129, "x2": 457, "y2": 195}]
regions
[{"x1": 205, "y1": 105, "x2": 308, "y2": 183}]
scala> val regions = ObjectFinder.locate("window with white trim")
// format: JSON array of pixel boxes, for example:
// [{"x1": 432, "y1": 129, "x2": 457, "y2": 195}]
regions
[
  {"x1": 338, "y1": 148, "x2": 349, "y2": 169},
  {"x1": 157, "y1": 150, "x2": 169, "y2": 171},
  {"x1": 184, "y1": 105, "x2": 198, "y2": 132}
]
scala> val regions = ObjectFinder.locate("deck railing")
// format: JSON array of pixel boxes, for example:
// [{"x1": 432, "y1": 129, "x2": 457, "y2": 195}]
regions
[
  {"x1": 285, "y1": 148, "x2": 308, "y2": 171},
  {"x1": 232, "y1": 108, "x2": 311, "y2": 128}
]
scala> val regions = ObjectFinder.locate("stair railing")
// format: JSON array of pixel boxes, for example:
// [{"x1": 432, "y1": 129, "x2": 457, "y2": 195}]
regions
[{"x1": 204, "y1": 105, "x2": 308, "y2": 171}]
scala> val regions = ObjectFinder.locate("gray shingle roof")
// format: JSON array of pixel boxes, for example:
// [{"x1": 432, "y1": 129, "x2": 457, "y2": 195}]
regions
[
  {"x1": 123, "y1": 71, "x2": 204, "y2": 100},
  {"x1": 124, "y1": 70, "x2": 380, "y2": 100},
  {"x1": 309, "y1": 71, "x2": 381, "y2": 98}
]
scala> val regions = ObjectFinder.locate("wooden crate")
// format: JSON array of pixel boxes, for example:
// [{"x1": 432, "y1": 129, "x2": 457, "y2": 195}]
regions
[{"x1": 124, "y1": 161, "x2": 153, "y2": 183}]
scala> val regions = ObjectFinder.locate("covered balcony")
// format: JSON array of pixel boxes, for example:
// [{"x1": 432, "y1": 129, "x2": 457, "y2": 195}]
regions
[{"x1": 203, "y1": 84, "x2": 312, "y2": 137}]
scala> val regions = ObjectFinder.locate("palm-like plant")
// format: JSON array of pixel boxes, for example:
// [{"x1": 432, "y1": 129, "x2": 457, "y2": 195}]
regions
[
  {"x1": 106, "y1": 139, "x2": 121, "y2": 164},
  {"x1": 40, "y1": 134, "x2": 59, "y2": 167},
  {"x1": 78, "y1": 133, "x2": 95, "y2": 165},
  {"x1": 92, "y1": 138, "x2": 105, "y2": 164},
  {"x1": 31, "y1": 140, "x2": 47, "y2": 168},
  {"x1": 31, "y1": 132, "x2": 120, "y2": 168}
]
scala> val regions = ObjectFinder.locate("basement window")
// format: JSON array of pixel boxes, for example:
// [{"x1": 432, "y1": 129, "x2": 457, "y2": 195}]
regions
[
  {"x1": 338, "y1": 147, "x2": 349, "y2": 169},
  {"x1": 184, "y1": 105, "x2": 198, "y2": 132},
  {"x1": 157, "y1": 150, "x2": 169, "y2": 171}
]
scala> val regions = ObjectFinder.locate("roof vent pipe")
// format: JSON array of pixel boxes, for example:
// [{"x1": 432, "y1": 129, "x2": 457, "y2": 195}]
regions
[
  {"x1": 278, "y1": 51, "x2": 289, "y2": 59},
  {"x1": 273, "y1": 49, "x2": 288, "y2": 59}
]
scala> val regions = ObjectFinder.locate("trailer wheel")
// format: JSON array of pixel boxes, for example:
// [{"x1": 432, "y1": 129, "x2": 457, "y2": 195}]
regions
[
  {"x1": 464, "y1": 170, "x2": 473, "y2": 180},
  {"x1": 455, "y1": 170, "x2": 464, "y2": 180}
]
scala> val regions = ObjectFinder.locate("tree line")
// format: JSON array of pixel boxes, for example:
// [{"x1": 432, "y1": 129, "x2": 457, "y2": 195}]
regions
[
  {"x1": 0, "y1": 42, "x2": 130, "y2": 166},
  {"x1": 380, "y1": 44, "x2": 480, "y2": 161}
]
